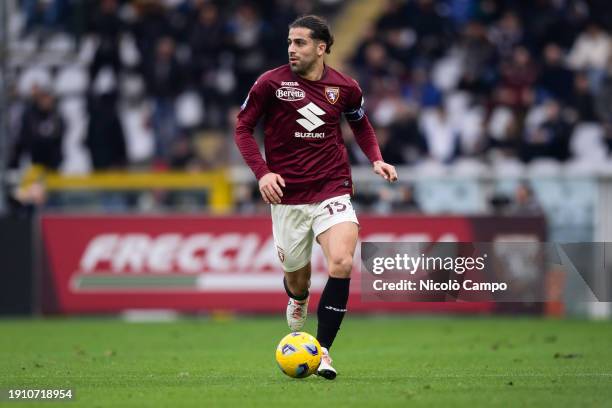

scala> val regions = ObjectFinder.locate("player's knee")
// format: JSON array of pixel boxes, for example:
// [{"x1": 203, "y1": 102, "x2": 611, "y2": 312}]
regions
[
  {"x1": 295, "y1": 278, "x2": 310, "y2": 295},
  {"x1": 287, "y1": 280, "x2": 307, "y2": 297},
  {"x1": 328, "y1": 254, "x2": 353, "y2": 278},
  {"x1": 286, "y1": 276, "x2": 309, "y2": 297}
]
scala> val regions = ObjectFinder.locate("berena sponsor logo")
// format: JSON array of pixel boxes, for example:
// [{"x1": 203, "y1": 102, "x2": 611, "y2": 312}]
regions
[{"x1": 275, "y1": 87, "x2": 305, "y2": 101}]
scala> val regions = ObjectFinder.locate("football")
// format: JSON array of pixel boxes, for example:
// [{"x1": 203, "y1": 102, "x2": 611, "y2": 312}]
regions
[{"x1": 275, "y1": 332, "x2": 322, "y2": 378}]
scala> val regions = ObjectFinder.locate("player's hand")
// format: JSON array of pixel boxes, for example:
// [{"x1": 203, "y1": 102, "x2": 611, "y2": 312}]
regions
[
  {"x1": 373, "y1": 160, "x2": 398, "y2": 182},
  {"x1": 258, "y1": 172, "x2": 286, "y2": 204}
]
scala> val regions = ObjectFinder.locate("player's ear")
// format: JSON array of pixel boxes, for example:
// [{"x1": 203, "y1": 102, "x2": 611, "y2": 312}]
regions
[{"x1": 316, "y1": 41, "x2": 326, "y2": 56}]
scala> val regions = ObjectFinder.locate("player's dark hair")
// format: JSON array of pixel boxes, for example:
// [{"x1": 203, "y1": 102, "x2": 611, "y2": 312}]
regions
[{"x1": 289, "y1": 15, "x2": 334, "y2": 54}]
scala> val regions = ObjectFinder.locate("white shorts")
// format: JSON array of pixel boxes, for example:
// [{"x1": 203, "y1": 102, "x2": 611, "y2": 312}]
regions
[{"x1": 271, "y1": 194, "x2": 359, "y2": 272}]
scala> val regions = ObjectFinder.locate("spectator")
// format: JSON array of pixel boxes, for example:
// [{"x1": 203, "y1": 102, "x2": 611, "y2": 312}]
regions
[
  {"x1": 90, "y1": 0, "x2": 122, "y2": 41},
  {"x1": 495, "y1": 46, "x2": 537, "y2": 111},
  {"x1": 525, "y1": 0, "x2": 587, "y2": 51},
  {"x1": 143, "y1": 36, "x2": 184, "y2": 161},
  {"x1": 354, "y1": 42, "x2": 399, "y2": 98},
  {"x1": 189, "y1": 2, "x2": 228, "y2": 127},
  {"x1": 594, "y1": 61, "x2": 612, "y2": 124},
  {"x1": 603, "y1": 123, "x2": 612, "y2": 155},
  {"x1": 567, "y1": 21, "x2": 612, "y2": 76},
  {"x1": 486, "y1": 107, "x2": 522, "y2": 160},
  {"x1": 419, "y1": 106, "x2": 460, "y2": 163},
  {"x1": 489, "y1": 11, "x2": 524, "y2": 59},
  {"x1": 85, "y1": 92, "x2": 127, "y2": 170},
  {"x1": 519, "y1": 0, "x2": 559, "y2": 52},
  {"x1": 130, "y1": 0, "x2": 173, "y2": 67},
  {"x1": 521, "y1": 100, "x2": 571, "y2": 162},
  {"x1": 227, "y1": 3, "x2": 273, "y2": 103},
  {"x1": 351, "y1": 25, "x2": 379, "y2": 69},
  {"x1": 167, "y1": 135, "x2": 195, "y2": 169},
  {"x1": 536, "y1": 43, "x2": 574, "y2": 103},
  {"x1": 89, "y1": 0, "x2": 123, "y2": 84},
  {"x1": 402, "y1": 66, "x2": 442, "y2": 108},
  {"x1": 507, "y1": 182, "x2": 542, "y2": 215},
  {"x1": 373, "y1": 1, "x2": 417, "y2": 71},
  {"x1": 568, "y1": 72, "x2": 598, "y2": 122},
  {"x1": 489, "y1": 181, "x2": 542, "y2": 215},
  {"x1": 190, "y1": 2, "x2": 226, "y2": 75},
  {"x1": 22, "y1": 0, "x2": 72, "y2": 35},
  {"x1": 473, "y1": 0, "x2": 502, "y2": 25},
  {"x1": 264, "y1": 0, "x2": 301, "y2": 63},
  {"x1": 409, "y1": 0, "x2": 452, "y2": 62},
  {"x1": 392, "y1": 183, "x2": 420, "y2": 213},
  {"x1": 9, "y1": 88, "x2": 64, "y2": 171},
  {"x1": 455, "y1": 21, "x2": 497, "y2": 99},
  {"x1": 446, "y1": 0, "x2": 478, "y2": 29},
  {"x1": 376, "y1": 0, "x2": 410, "y2": 33},
  {"x1": 388, "y1": 106, "x2": 428, "y2": 165},
  {"x1": 375, "y1": 127, "x2": 405, "y2": 165},
  {"x1": 383, "y1": 27, "x2": 416, "y2": 73}
]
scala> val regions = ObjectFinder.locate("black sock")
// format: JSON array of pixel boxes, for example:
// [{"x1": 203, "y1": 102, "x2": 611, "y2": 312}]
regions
[
  {"x1": 316, "y1": 277, "x2": 350, "y2": 350},
  {"x1": 283, "y1": 277, "x2": 309, "y2": 301}
]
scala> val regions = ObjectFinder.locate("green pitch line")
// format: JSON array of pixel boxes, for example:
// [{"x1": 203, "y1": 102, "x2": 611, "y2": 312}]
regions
[
  {"x1": 73, "y1": 275, "x2": 199, "y2": 289},
  {"x1": 0, "y1": 317, "x2": 611, "y2": 407}
]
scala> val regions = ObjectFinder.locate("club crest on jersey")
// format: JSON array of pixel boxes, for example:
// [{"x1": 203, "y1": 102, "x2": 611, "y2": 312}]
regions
[
  {"x1": 276, "y1": 87, "x2": 305, "y2": 101},
  {"x1": 324, "y1": 87, "x2": 340, "y2": 104},
  {"x1": 277, "y1": 246, "x2": 285, "y2": 262}
]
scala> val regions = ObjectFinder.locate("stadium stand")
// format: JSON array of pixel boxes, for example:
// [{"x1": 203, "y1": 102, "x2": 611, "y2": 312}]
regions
[{"x1": 4, "y1": 0, "x2": 612, "y2": 217}]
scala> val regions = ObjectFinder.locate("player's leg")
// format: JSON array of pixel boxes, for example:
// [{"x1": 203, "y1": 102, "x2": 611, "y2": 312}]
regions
[
  {"x1": 284, "y1": 263, "x2": 311, "y2": 331},
  {"x1": 284, "y1": 262, "x2": 311, "y2": 299},
  {"x1": 312, "y1": 194, "x2": 359, "y2": 379},
  {"x1": 316, "y1": 221, "x2": 358, "y2": 347},
  {"x1": 315, "y1": 221, "x2": 358, "y2": 379},
  {"x1": 271, "y1": 203, "x2": 314, "y2": 331}
]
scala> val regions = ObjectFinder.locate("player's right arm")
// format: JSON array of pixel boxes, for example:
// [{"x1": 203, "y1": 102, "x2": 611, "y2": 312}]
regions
[{"x1": 234, "y1": 76, "x2": 285, "y2": 204}]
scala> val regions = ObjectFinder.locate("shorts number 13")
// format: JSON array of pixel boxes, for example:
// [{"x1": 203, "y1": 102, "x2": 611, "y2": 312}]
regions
[{"x1": 324, "y1": 201, "x2": 347, "y2": 215}]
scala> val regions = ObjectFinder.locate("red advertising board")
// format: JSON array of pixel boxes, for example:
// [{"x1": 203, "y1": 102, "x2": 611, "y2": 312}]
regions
[{"x1": 40, "y1": 215, "x2": 543, "y2": 314}]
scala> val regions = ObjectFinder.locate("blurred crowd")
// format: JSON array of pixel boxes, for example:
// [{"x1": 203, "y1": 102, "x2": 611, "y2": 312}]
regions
[
  {"x1": 9, "y1": 0, "x2": 341, "y2": 172},
  {"x1": 9, "y1": 0, "x2": 612, "y2": 169},
  {"x1": 346, "y1": 0, "x2": 612, "y2": 166},
  {"x1": 5, "y1": 0, "x2": 612, "y2": 214}
]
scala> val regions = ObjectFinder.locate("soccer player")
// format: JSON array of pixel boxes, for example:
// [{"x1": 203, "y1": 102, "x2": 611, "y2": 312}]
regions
[{"x1": 234, "y1": 15, "x2": 397, "y2": 379}]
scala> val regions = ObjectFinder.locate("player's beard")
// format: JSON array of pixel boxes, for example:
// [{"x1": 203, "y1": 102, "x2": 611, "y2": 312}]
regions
[{"x1": 289, "y1": 56, "x2": 316, "y2": 77}]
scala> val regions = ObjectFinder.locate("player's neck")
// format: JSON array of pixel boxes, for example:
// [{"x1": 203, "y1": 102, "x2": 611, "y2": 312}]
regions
[{"x1": 299, "y1": 61, "x2": 325, "y2": 81}]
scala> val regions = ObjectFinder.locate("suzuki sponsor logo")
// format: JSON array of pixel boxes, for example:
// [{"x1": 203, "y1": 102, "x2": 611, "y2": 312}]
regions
[
  {"x1": 294, "y1": 131, "x2": 325, "y2": 138},
  {"x1": 296, "y1": 102, "x2": 325, "y2": 132},
  {"x1": 276, "y1": 87, "x2": 305, "y2": 101}
]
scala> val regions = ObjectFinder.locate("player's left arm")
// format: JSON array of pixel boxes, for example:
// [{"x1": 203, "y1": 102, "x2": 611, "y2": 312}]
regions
[{"x1": 344, "y1": 83, "x2": 398, "y2": 182}]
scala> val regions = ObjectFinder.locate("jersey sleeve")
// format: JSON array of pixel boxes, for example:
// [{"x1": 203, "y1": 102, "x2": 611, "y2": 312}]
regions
[
  {"x1": 344, "y1": 81, "x2": 366, "y2": 122},
  {"x1": 234, "y1": 77, "x2": 272, "y2": 180},
  {"x1": 344, "y1": 81, "x2": 383, "y2": 163}
]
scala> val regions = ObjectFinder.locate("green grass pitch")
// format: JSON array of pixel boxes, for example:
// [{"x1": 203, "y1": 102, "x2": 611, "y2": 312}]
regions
[{"x1": 1, "y1": 316, "x2": 611, "y2": 407}]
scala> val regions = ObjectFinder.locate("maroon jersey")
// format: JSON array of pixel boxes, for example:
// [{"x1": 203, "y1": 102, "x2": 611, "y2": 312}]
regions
[{"x1": 235, "y1": 64, "x2": 382, "y2": 204}]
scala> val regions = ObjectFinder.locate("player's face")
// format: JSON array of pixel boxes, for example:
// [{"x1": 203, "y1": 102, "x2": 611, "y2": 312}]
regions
[{"x1": 288, "y1": 27, "x2": 325, "y2": 76}]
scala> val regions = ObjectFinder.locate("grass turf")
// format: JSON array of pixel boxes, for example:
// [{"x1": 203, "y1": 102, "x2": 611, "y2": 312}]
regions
[{"x1": 1, "y1": 316, "x2": 611, "y2": 407}]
